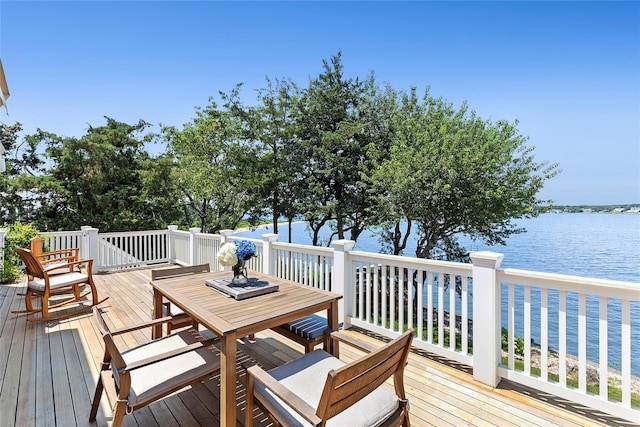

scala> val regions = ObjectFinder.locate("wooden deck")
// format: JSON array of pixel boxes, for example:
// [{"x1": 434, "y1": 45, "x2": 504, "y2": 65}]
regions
[{"x1": 0, "y1": 266, "x2": 633, "y2": 426}]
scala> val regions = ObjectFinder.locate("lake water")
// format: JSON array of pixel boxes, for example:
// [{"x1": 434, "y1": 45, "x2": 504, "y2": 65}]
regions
[{"x1": 236, "y1": 213, "x2": 640, "y2": 375}]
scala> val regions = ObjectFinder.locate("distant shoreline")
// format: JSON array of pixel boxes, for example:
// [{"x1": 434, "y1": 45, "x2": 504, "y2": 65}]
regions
[
  {"x1": 234, "y1": 220, "x2": 305, "y2": 234},
  {"x1": 549, "y1": 205, "x2": 639, "y2": 214}
]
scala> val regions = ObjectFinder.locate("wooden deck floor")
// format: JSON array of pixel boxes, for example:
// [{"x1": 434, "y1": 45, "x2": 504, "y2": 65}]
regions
[{"x1": 0, "y1": 266, "x2": 634, "y2": 427}]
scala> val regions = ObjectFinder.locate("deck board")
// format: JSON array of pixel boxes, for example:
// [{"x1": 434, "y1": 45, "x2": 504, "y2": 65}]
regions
[{"x1": 0, "y1": 266, "x2": 633, "y2": 427}]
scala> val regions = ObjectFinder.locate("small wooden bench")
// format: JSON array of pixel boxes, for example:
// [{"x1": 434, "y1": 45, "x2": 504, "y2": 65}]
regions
[{"x1": 271, "y1": 314, "x2": 329, "y2": 353}]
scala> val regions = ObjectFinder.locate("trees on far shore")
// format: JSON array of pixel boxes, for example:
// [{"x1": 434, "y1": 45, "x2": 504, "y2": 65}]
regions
[{"x1": 0, "y1": 52, "x2": 559, "y2": 262}]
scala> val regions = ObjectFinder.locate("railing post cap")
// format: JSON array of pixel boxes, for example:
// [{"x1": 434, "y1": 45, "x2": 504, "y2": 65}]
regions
[
  {"x1": 81, "y1": 226, "x2": 99, "y2": 236},
  {"x1": 220, "y1": 229, "x2": 235, "y2": 237},
  {"x1": 332, "y1": 239, "x2": 356, "y2": 251},
  {"x1": 167, "y1": 225, "x2": 179, "y2": 231},
  {"x1": 262, "y1": 233, "x2": 278, "y2": 242},
  {"x1": 188, "y1": 227, "x2": 201, "y2": 234},
  {"x1": 470, "y1": 251, "x2": 504, "y2": 268}
]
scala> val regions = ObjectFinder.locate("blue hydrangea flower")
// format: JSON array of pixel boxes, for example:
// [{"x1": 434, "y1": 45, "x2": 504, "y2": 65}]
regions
[{"x1": 235, "y1": 240, "x2": 257, "y2": 261}]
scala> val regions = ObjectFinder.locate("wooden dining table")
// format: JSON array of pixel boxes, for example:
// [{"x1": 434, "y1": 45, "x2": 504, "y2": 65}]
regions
[{"x1": 150, "y1": 269, "x2": 342, "y2": 427}]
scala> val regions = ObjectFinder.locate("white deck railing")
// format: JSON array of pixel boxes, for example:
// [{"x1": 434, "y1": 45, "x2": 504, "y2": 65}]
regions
[
  {"x1": 97, "y1": 229, "x2": 170, "y2": 270},
  {"x1": 497, "y1": 268, "x2": 639, "y2": 421},
  {"x1": 38, "y1": 230, "x2": 84, "y2": 257},
  {"x1": 271, "y1": 241, "x2": 333, "y2": 291},
  {"x1": 1, "y1": 226, "x2": 637, "y2": 422},
  {"x1": 347, "y1": 249, "x2": 474, "y2": 366}
]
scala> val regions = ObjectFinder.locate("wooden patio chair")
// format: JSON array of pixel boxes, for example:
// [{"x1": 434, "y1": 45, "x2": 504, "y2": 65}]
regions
[
  {"x1": 89, "y1": 307, "x2": 221, "y2": 427},
  {"x1": 245, "y1": 329, "x2": 414, "y2": 427},
  {"x1": 21, "y1": 236, "x2": 82, "y2": 297},
  {"x1": 150, "y1": 263, "x2": 210, "y2": 335},
  {"x1": 11, "y1": 247, "x2": 108, "y2": 322}
]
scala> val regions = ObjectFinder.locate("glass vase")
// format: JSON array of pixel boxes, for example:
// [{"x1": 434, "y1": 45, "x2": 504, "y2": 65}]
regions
[{"x1": 231, "y1": 262, "x2": 248, "y2": 285}]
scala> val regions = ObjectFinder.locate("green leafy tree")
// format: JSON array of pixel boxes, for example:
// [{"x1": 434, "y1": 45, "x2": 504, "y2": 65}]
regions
[
  {"x1": 364, "y1": 87, "x2": 418, "y2": 255},
  {"x1": 295, "y1": 52, "x2": 377, "y2": 246},
  {"x1": 0, "y1": 122, "x2": 45, "y2": 223},
  {"x1": 222, "y1": 78, "x2": 302, "y2": 237},
  {"x1": 19, "y1": 117, "x2": 177, "y2": 232},
  {"x1": 346, "y1": 79, "x2": 399, "y2": 242},
  {"x1": 162, "y1": 93, "x2": 260, "y2": 233},
  {"x1": 370, "y1": 88, "x2": 560, "y2": 260},
  {"x1": 137, "y1": 153, "x2": 184, "y2": 229}
]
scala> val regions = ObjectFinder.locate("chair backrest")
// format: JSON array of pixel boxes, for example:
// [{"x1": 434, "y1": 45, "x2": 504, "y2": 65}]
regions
[
  {"x1": 29, "y1": 237, "x2": 44, "y2": 257},
  {"x1": 151, "y1": 264, "x2": 210, "y2": 280},
  {"x1": 93, "y1": 307, "x2": 128, "y2": 380},
  {"x1": 93, "y1": 305, "x2": 111, "y2": 336},
  {"x1": 30, "y1": 236, "x2": 79, "y2": 260},
  {"x1": 317, "y1": 329, "x2": 413, "y2": 421},
  {"x1": 15, "y1": 247, "x2": 45, "y2": 279}
]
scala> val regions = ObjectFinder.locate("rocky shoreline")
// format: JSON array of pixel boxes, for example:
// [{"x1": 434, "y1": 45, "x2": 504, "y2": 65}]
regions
[
  {"x1": 433, "y1": 307, "x2": 639, "y2": 394},
  {"x1": 525, "y1": 345, "x2": 640, "y2": 395}
]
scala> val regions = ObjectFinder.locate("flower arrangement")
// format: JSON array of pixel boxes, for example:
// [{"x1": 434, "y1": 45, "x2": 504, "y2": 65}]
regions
[{"x1": 217, "y1": 240, "x2": 257, "y2": 283}]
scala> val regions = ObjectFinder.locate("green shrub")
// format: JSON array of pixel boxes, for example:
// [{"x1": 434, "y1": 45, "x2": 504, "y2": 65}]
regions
[
  {"x1": 501, "y1": 327, "x2": 525, "y2": 356},
  {"x1": 1, "y1": 223, "x2": 39, "y2": 283}
]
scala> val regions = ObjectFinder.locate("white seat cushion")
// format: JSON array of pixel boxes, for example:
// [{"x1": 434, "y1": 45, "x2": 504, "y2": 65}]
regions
[
  {"x1": 113, "y1": 329, "x2": 218, "y2": 407},
  {"x1": 28, "y1": 272, "x2": 89, "y2": 292},
  {"x1": 254, "y1": 349, "x2": 400, "y2": 427}
]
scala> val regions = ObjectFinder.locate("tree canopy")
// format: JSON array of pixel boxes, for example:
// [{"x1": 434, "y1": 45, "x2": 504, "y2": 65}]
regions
[
  {"x1": 0, "y1": 52, "x2": 560, "y2": 260},
  {"x1": 368, "y1": 89, "x2": 559, "y2": 259},
  {"x1": 1, "y1": 118, "x2": 182, "y2": 231}
]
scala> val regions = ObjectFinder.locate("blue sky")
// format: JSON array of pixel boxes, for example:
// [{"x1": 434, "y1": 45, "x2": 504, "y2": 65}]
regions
[{"x1": 1, "y1": 1, "x2": 638, "y2": 206}]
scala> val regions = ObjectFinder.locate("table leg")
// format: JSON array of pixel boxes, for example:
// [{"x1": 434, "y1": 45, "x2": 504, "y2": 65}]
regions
[
  {"x1": 328, "y1": 299, "x2": 339, "y2": 358},
  {"x1": 151, "y1": 289, "x2": 163, "y2": 340},
  {"x1": 220, "y1": 333, "x2": 237, "y2": 427}
]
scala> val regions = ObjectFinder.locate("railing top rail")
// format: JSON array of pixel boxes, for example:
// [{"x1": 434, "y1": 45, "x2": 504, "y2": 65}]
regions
[
  {"x1": 227, "y1": 236, "x2": 262, "y2": 245},
  {"x1": 194, "y1": 232, "x2": 222, "y2": 239},
  {"x1": 499, "y1": 268, "x2": 640, "y2": 300},
  {"x1": 40, "y1": 231, "x2": 83, "y2": 237},
  {"x1": 271, "y1": 241, "x2": 334, "y2": 255},
  {"x1": 99, "y1": 229, "x2": 169, "y2": 238},
  {"x1": 349, "y1": 250, "x2": 473, "y2": 275}
]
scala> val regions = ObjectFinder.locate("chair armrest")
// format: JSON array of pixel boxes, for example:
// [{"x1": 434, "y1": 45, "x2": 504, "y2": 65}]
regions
[
  {"x1": 40, "y1": 255, "x2": 77, "y2": 266},
  {"x1": 121, "y1": 341, "x2": 207, "y2": 372},
  {"x1": 40, "y1": 259, "x2": 94, "y2": 281},
  {"x1": 68, "y1": 259, "x2": 91, "y2": 268},
  {"x1": 246, "y1": 364, "x2": 322, "y2": 427},
  {"x1": 36, "y1": 248, "x2": 79, "y2": 260},
  {"x1": 109, "y1": 316, "x2": 176, "y2": 335},
  {"x1": 327, "y1": 330, "x2": 379, "y2": 354},
  {"x1": 42, "y1": 259, "x2": 92, "y2": 271}
]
